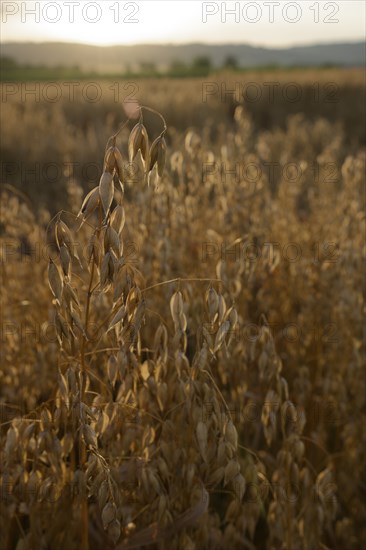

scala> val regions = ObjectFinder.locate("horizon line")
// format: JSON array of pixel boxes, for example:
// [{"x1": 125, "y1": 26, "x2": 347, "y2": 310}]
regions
[{"x1": 1, "y1": 38, "x2": 365, "y2": 50}]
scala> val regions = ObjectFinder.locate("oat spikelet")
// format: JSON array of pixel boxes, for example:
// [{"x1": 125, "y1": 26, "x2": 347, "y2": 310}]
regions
[
  {"x1": 99, "y1": 171, "x2": 114, "y2": 217},
  {"x1": 48, "y1": 259, "x2": 63, "y2": 303},
  {"x1": 78, "y1": 186, "x2": 100, "y2": 220},
  {"x1": 148, "y1": 135, "x2": 167, "y2": 177},
  {"x1": 128, "y1": 122, "x2": 149, "y2": 165}
]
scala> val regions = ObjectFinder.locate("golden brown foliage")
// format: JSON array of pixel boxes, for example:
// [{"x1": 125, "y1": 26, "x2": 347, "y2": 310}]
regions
[{"x1": 0, "y1": 72, "x2": 365, "y2": 549}]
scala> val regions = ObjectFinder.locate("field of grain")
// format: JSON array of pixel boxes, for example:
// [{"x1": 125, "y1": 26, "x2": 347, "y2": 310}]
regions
[{"x1": 0, "y1": 70, "x2": 365, "y2": 549}]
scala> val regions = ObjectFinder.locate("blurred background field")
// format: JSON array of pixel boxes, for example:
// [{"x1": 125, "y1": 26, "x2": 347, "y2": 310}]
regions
[{"x1": 1, "y1": 68, "x2": 365, "y2": 211}]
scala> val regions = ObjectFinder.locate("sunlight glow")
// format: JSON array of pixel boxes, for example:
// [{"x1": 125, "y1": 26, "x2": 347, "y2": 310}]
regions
[
  {"x1": 1, "y1": 1, "x2": 365, "y2": 47},
  {"x1": 1, "y1": 1, "x2": 197, "y2": 46}
]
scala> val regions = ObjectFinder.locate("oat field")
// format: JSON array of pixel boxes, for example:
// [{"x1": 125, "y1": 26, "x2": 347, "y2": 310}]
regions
[{"x1": 0, "y1": 70, "x2": 365, "y2": 549}]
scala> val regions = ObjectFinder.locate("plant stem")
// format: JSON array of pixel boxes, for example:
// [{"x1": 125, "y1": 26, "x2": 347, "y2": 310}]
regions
[
  {"x1": 142, "y1": 277, "x2": 223, "y2": 294},
  {"x1": 79, "y1": 246, "x2": 96, "y2": 550}
]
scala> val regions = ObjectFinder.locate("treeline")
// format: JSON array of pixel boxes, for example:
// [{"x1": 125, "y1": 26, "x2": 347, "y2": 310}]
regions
[
  {"x1": 0, "y1": 55, "x2": 235, "y2": 80},
  {"x1": 0, "y1": 56, "x2": 326, "y2": 82},
  {"x1": 0, "y1": 55, "x2": 341, "y2": 81}
]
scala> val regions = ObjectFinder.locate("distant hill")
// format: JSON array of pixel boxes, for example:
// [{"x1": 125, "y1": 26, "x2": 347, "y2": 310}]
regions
[{"x1": 1, "y1": 41, "x2": 365, "y2": 72}]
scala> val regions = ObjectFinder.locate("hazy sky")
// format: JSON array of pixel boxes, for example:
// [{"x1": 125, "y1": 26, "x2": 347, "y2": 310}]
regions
[{"x1": 1, "y1": 1, "x2": 365, "y2": 47}]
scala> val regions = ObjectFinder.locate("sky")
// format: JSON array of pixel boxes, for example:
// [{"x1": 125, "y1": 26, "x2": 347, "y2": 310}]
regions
[{"x1": 1, "y1": 1, "x2": 365, "y2": 47}]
